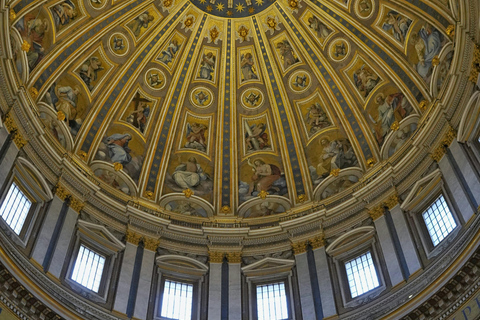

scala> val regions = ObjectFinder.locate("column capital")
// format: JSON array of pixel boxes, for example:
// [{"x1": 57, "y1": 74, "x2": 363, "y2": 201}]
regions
[
  {"x1": 143, "y1": 236, "x2": 160, "y2": 251},
  {"x1": 126, "y1": 229, "x2": 142, "y2": 245},
  {"x1": 291, "y1": 240, "x2": 308, "y2": 255},
  {"x1": 209, "y1": 251, "x2": 224, "y2": 263},
  {"x1": 309, "y1": 235, "x2": 325, "y2": 249},
  {"x1": 226, "y1": 252, "x2": 242, "y2": 263},
  {"x1": 368, "y1": 206, "x2": 384, "y2": 221},
  {"x1": 69, "y1": 196, "x2": 84, "y2": 213}
]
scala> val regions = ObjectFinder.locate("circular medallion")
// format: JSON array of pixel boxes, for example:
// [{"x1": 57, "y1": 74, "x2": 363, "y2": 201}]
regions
[
  {"x1": 88, "y1": 0, "x2": 107, "y2": 10},
  {"x1": 241, "y1": 88, "x2": 264, "y2": 109},
  {"x1": 354, "y1": 0, "x2": 375, "y2": 19},
  {"x1": 190, "y1": 87, "x2": 214, "y2": 108},
  {"x1": 329, "y1": 38, "x2": 350, "y2": 62},
  {"x1": 289, "y1": 70, "x2": 311, "y2": 93},
  {"x1": 190, "y1": 0, "x2": 276, "y2": 18},
  {"x1": 145, "y1": 68, "x2": 166, "y2": 90},
  {"x1": 108, "y1": 33, "x2": 129, "y2": 57}
]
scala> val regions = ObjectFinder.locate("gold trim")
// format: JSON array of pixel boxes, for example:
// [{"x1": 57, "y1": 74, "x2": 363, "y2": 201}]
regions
[
  {"x1": 143, "y1": 236, "x2": 160, "y2": 251},
  {"x1": 69, "y1": 197, "x2": 85, "y2": 213},
  {"x1": 291, "y1": 240, "x2": 307, "y2": 254},
  {"x1": 368, "y1": 206, "x2": 384, "y2": 220},
  {"x1": 309, "y1": 235, "x2": 325, "y2": 249},
  {"x1": 209, "y1": 251, "x2": 224, "y2": 263},
  {"x1": 126, "y1": 230, "x2": 142, "y2": 245},
  {"x1": 226, "y1": 252, "x2": 242, "y2": 263}
]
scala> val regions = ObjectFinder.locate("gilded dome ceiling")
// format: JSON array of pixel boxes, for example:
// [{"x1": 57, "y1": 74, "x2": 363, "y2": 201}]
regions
[{"x1": 8, "y1": 0, "x2": 457, "y2": 220}]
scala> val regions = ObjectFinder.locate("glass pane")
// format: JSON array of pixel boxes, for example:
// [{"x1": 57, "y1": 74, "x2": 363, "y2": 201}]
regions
[
  {"x1": 422, "y1": 195, "x2": 457, "y2": 246},
  {"x1": 71, "y1": 245, "x2": 105, "y2": 293},
  {"x1": 345, "y1": 251, "x2": 380, "y2": 298},
  {"x1": 256, "y1": 282, "x2": 288, "y2": 320},
  {"x1": 161, "y1": 280, "x2": 193, "y2": 320},
  {"x1": 0, "y1": 183, "x2": 32, "y2": 235}
]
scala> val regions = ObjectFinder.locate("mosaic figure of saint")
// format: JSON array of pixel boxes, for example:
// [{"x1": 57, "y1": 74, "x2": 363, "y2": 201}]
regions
[
  {"x1": 129, "y1": 12, "x2": 154, "y2": 37},
  {"x1": 382, "y1": 11, "x2": 412, "y2": 44},
  {"x1": 158, "y1": 39, "x2": 180, "y2": 64},
  {"x1": 240, "y1": 53, "x2": 258, "y2": 81},
  {"x1": 198, "y1": 52, "x2": 215, "y2": 80},
  {"x1": 51, "y1": 0, "x2": 77, "y2": 31}
]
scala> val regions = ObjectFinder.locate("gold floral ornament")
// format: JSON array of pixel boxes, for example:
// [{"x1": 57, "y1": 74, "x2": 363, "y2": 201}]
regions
[
  {"x1": 446, "y1": 25, "x2": 455, "y2": 37},
  {"x1": 236, "y1": 25, "x2": 251, "y2": 43},
  {"x1": 264, "y1": 16, "x2": 281, "y2": 35},
  {"x1": 297, "y1": 194, "x2": 307, "y2": 202},
  {"x1": 9, "y1": 9, "x2": 16, "y2": 21},
  {"x1": 258, "y1": 190, "x2": 269, "y2": 199},
  {"x1": 162, "y1": 0, "x2": 173, "y2": 8},
  {"x1": 206, "y1": 26, "x2": 222, "y2": 44},
  {"x1": 21, "y1": 40, "x2": 30, "y2": 52},
  {"x1": 432, "y1": 55, "x2": 440, "y2": 67},
  {"x1": 78, "y1": 150, "x2": 88, "y2": 162},
  {"x1": 368, "y1": 206, "x2": 384, "y2": 220},
  {"x1": 183, "y1": 188, "x2": 194, "y2": 198},
  {"x1": 57, "y1": 111, "x2": 66, "y2": 121},
  {"x1": 113, "y1": 162, "x2": 123, "y2": 171},
  {"x1": 144, "y1": 190, "x2": 154, "y2": 200},
  {"x1": 469, "y1": 45, "x2": 480, "y2": 84},
  {"x1": 390, "y1": 121, "x2": 400, "y2": 131},
  {"x1": 221, "y1": 205, "x2": 230, "y2": 214},
  {"x1": 181, "y1": 15, "x2": 195, "y2": 32},
  {"x1": 29, "y1": 87, "x2": 38, "y2": 100},
  {"x1": 330, "y1": 168, "x2": 340, "y2": 177},
  {"x1": 419, "y1": 100, "x2": 429, "y2": 112},
  {"x1": 367, "y1": 157, "x2": 376, "y2": 168},
  {"x1": 287, "y1": 0, "x2": 301, "y2": 12},
  {"x1": 126, "y1": 229, "x2": 142, "y2": 245}
]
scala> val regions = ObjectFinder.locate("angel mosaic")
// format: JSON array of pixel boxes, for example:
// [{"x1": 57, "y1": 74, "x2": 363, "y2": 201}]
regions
[
  {"x1": 275, "y1": 39, "x2": 300, "y2": 70},
  {"x1": 127, "y1": 11, "x2": 155, "y2": 37},
  {"x1": 51, "y1": 0, "x2": 78, "y2": 32},
  {"x1": 240, "y1": 52, "x2": 259, "y2": 81},
  {"x1": 239, "y1": 158, "x2": 287, "y2": 203},
  {"x1": 78, "y1": 56, "x2": 104, "y2": 91},
  {"x1": 95, "y1": 131, "x2": 144, "y2": 182},
  {"x1": 307, "y1": 15, "x2": 332, "y2": 40},
  {"x1": 198, "y1": 52, "x2": 216, "y2": 81},
  {"x1": 309, "y1": 137, "x2": 358, "y2": 186},
  {"x1": 45, "y1": 83, "x2": 83, "y2": 136},
  {"x1": 244, "y1": 122, "x2": 270, "y2": 153},
  {"x1": 305, "y1": 102, "x2": 332, "y2": 134},
  {"x1": 125, "y1": 93, "x2": 151, "y2": 134},
  {"x1": 184, "y1": 122, "x2": 208, "y2": 152},
  {"x1": 381, "y1": 10, "x2": 412, "y2": 45},
  {"x1": 369, "y1": 92, "x2": 412, "y2": 146},
  {"x1": 165, "y1": 157, "x2": 213, "y2": 196},
  {"x1": 410, "y1": 23, "x2": 445, "y2": 83},
  {"x1": 353, "y1": 64, "x2": 381, "y2": 98},
  {"x1": 15, "y1": 12, "x2": 50, "y2": 71},
  {"x1": 158, "y1": 39, "x2": 181, "y2": 66}
]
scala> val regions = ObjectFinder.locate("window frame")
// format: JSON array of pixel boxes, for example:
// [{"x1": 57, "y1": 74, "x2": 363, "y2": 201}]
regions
[
  {"x1": 63, "y1": 220, "x2": 125, "y2": 303},
  {"x1": 156, "y1": 276, "x2": 197, "y2": 320},
  {"x1": 411, "y1": 190, "x2": 460, "y2": 259},
  {"x1": 153, "y1": 255, "x2": 208, "y2": 320},
  {"x1": 242, "y1": 258, "x2": 296, "y2": 320},
  {"x1": 0, "y1": 174, "x2": 45, "y2": 247},
  {"x1": 326, "y1": 227, "x2": 387, "y2": 308},
  {"x1": 251, "y1": 278, "x2": 292, "y2": 320}
]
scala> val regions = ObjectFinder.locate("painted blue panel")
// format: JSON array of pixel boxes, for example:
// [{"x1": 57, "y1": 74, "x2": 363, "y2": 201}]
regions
[
  {"x1": 309, "y1": 0, "x2": 425, "y2": 103},
  {"x1": 252, "y1": 16, "x2": 305, "y2": 196},
  {"x1": 222, "y1": 19, "x2": 232, "y2": 206},
  {"x1": 145, "y1": 14, "x2": 208, "y2": 192},
  {"x1": 276, "y1": 4, "x2": 373, "y2": 160},
  {"x1": 81, "y1": 4, "x2": 190, "y2": 153}
]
